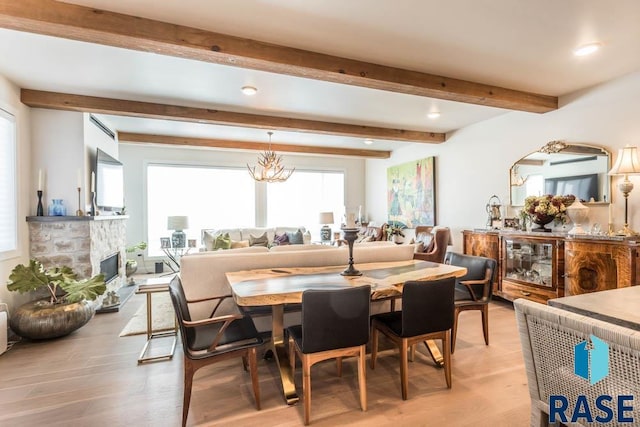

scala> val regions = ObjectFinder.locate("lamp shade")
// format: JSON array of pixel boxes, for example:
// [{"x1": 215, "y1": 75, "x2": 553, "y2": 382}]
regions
[
  {"x1": 608, "y1": 146, "x2": 640, "y2": 175},
  {"x1": 319, "y1": 212, "x2": 334, "y2": 225},
  {"x1": 167, "y1": 215, "x2": 189, "y2": 231}
]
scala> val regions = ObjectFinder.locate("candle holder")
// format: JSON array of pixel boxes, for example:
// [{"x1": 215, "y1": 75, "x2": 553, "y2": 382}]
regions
[
  {"x1": 91, "y1": 191, "x2": 99, "y2": 216},
  {"x1": 36, "y1": 190, "x2": 44, "y2": 216},
  {"x1": 76, "y1": 187, "x2": 84, "y2": 216},
  {"x1": 340, "y1": 227, "x2": 362, "y2": 276}
]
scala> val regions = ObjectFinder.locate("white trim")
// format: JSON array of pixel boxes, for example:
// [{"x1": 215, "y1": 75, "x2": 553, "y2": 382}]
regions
[{"x1": 0, "y1": 107, "x2": 18, "y2": 260}]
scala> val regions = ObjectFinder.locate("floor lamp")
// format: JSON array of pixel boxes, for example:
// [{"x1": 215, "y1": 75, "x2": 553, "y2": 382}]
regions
[{"x1": 608, "y1": 145, "x2": 640, "y2": 236}]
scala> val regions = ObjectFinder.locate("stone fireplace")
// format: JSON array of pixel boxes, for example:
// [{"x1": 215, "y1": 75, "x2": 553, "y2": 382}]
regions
[{"x1": 27, "y1": 216, "x2": 128, "y2": 304}]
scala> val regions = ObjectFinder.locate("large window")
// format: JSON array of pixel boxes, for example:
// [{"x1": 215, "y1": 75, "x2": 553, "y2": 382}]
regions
[
  {"x1": 147, "y1": 165, "x2": 255, "y2": 256},
  {"x1": 0, "y1": 108, "x2": 17, "y2": 258},
  {"x1": 267, "y1": 171, "x2": 344, "y2": 238}
]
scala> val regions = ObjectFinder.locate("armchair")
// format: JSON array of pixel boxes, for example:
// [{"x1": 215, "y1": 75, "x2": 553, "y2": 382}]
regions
[{"x1": 413, "y1": 226, "x2": 451, "y2": 263}]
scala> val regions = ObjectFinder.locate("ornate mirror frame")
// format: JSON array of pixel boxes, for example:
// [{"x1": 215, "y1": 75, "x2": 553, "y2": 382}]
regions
[{"x1": 509, "y1": 141, "x2": 611, "y2": 206}]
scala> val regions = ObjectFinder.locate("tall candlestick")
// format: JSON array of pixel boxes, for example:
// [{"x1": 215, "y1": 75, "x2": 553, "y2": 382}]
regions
[
  {"x1": 90, "y1": 171, "x2": 95, "y2": 192},
  {"x1": 38, "y1": 169, "x2": 42, "y2": 191}
]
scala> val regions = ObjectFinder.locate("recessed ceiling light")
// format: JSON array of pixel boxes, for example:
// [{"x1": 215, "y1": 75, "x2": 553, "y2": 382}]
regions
[
  {"x1": 241, "y1": 86, "x2": 258, "y2": 96},
  {"x1": 364, "y1": 139, "x2": 374, "y2": 145},
  {"x1": 427, "y1": 112, "x2": 441, "y2": 119},
  {"x1": 573, "y1": 42, "x2": 602, "y2": 57}
]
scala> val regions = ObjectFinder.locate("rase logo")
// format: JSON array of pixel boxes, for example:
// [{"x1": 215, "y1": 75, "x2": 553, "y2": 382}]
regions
[
  {"x1": 549, "y1": 335, "x2": 634, "y2": 424},
  {"x1": 574, "y1": 334, "x2": 609, "y2": 385}
]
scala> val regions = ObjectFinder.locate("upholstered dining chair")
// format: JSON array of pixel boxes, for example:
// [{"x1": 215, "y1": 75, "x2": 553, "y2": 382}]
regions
[
  {"x1": 444, "y1": 252, "x2": 497, "y2": 353},
  {"x1": 168, "y1": 276, "x2": 264, "y2": 427},
  {"x1": 287, "y1": 285, "x2": 371, "y2": 425},
  {"x1": 370, "y1": 278, "x2": 455, "y2": 400},
  {"x1": 413, "y1": 226, "x2": 451, "y2": 263}
]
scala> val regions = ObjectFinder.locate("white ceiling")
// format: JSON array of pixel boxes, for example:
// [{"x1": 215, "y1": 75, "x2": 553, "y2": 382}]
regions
[{"x1": 1, "y1": 0, "x2": 639, "y2": 152}]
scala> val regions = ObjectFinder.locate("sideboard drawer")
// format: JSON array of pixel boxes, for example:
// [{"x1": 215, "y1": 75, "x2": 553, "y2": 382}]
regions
[{"x1": 499, "y1": 280, "x2": 559, "y2": 304}]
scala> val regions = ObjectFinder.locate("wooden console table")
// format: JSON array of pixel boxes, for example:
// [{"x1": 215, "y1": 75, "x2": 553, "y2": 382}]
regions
[{"x1": 463, "y1": 229, "x2": 640, "y2": 304}]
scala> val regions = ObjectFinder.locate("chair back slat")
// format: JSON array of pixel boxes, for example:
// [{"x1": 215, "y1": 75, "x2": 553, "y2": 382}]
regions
[
  {"x1": 301, "y1": 285, "x2": 371, "y2": 353},
  {"x1": 401, "y1": 278, "x2": 455, "y2": 337}
]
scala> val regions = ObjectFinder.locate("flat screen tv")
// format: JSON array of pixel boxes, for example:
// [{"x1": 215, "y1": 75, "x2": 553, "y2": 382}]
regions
[
  {"x1": 544, "y1": 173, "x2": 598, "y2": 202},
  {"x1": 96, "y1": 148, "x2": 124, "y2": 210}
]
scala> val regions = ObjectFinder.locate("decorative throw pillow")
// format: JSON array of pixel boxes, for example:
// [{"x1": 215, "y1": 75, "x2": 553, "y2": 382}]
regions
[
  {"x1": 274, "y1": 233, "x2": 289, "y2": 245},
  {"x1": 230, "y1": 239, "x2": 250, "y2": 249},
  {"x1": 249, "y1": 232, "x2": 269, "y2": 247},
  {"x1": 286, "y1": 229, "x2": 304, "y2": 244},
  {"x1": 213, "y1": 233, "x2": 231, "y2": 250},
  {"x1": 355, "y1": 234, "x2": 373, "y2": 243}
]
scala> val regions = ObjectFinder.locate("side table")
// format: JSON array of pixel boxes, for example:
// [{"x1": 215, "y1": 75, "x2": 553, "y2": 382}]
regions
[{"x1": 135, "y1": 277, "x2": 178, "y2": 363}]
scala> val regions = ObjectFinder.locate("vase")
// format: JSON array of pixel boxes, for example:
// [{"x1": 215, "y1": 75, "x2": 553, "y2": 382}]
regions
[
  {"x1": 531, "y1": 214, "x2": 555, "y2": 232},
  {"x1": 10, "y1": 299, "x2": 95, "y2": 340},
  {"x1": 48, "y1": 199, "x2": 67, "y2": 216}
]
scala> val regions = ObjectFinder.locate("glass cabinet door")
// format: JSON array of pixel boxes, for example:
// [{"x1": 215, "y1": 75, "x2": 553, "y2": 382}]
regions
[{"x1": 503, "y1": 238, "x2": 554, "y2": 288}]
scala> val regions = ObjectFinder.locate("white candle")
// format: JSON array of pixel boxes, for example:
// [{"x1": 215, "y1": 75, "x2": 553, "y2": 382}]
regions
[
  {"x1": 347, "y1": 213, "x2": 356, "y2": 228},
  {"x1": 38, "y1": 169, "x2": 42, "y2": 191},
  {"x1": 90, "y1": 171, "x2": 95, "y2": 192},
  {"x1": 609, "y1": 203, "x2": 613, "y2": 225},
  {"x1": 77, "y1": 169, "x2": 82, "y2": 188}
]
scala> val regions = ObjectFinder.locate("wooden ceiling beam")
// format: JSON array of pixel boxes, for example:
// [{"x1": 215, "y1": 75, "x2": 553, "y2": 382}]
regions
[
  {"x1": 21, "y1": 89, "x2": 443, "y2": 143},
  {"x1": 118, "y1": 132, "x2": 391, "y2": 159},
  {"x1": 1, "y1": 0, "x2": 557, "y2": 113}
]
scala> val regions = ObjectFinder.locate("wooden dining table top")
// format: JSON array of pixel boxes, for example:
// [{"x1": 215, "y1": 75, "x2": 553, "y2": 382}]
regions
[{"x1": 226, "y1": 259, "x2": 467, "y2": 306}]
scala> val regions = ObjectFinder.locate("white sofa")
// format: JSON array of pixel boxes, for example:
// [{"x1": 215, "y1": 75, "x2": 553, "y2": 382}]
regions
[
  {"x1": 201, "y1": 226, "x2": 311, "y2": 250},
  {"x1": 180, "y1": 243, "x2": 414, "y2": 331}
]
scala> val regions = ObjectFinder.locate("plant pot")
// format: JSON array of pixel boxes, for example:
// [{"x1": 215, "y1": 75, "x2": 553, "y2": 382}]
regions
[
  {"x1": 10, "y1": 299, "x2": 95, "y2": 340},
  {"x1": 531, "y1": 214, "x2": 555, "y2": 232}
]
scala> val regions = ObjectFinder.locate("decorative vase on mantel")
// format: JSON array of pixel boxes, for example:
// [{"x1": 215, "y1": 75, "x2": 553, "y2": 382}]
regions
[{"x1": 530, "y1": 214, "x2": 555, "y2": 232}]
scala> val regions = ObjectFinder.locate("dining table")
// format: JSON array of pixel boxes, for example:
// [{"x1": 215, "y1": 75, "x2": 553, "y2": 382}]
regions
[
  {"x1": 226, "y1": 259, "x2": 467, "y2": 405},
  {"x1": 547, "y1": 286, "x2": 640, "y2": 331}
]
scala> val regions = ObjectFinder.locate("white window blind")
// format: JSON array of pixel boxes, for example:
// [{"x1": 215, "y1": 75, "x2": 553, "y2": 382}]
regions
[{"x1": 0, "y1": 109, "x2": 17, "y2": 255}]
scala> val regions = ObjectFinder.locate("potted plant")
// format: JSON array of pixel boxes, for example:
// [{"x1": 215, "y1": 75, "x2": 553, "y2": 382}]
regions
[
  {"x1": 126, "y1": 241, "x2": 147, "y2": 277},
  {"x1": 7, "y1": 260, "x2": 106, "y2": 340},
  {"x1": 387, "y1": 221, "x2": 407, "y2": 243}
]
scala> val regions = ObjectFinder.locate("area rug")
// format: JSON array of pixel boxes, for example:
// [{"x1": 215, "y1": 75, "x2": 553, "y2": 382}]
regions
[{"x1": 119, "y1": 292, "x2": 176, "y2": 337}]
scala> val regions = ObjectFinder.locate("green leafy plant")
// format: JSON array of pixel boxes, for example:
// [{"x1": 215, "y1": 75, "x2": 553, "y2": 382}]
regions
[
  {"x1": 7, "y1": 259, "x2": 106, "y2": 304},
  {"x1": 126, "y1": 241, "x2": 147, "y2": 267}
]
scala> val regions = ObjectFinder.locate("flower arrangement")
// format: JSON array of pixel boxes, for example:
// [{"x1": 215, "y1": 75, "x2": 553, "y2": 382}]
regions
[
  {"x1": 523, "y1": 194, "x2": 576, "y2": 225},
  {"x1": 386, "y1": 221, "x2": 406, "y2": 241}
]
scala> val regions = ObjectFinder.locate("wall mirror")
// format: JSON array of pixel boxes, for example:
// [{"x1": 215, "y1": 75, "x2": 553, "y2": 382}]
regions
[{"x1": 510, "y1": 141, "x2": 611, "y2": 206}]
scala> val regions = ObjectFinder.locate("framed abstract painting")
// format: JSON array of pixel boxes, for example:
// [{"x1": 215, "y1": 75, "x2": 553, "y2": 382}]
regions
[{"x1": 387, "y1": 157, "x2": 436, "y2": 227}]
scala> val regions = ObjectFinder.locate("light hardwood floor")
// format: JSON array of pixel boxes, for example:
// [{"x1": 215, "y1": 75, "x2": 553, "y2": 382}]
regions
[{"x1": 0, "y1": 291, "x2": 531, "y2": 426}]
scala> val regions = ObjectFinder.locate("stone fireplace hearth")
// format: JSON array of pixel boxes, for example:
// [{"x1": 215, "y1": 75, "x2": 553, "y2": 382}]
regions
[{"x1": 27, "y1": 216, "x2": 128, "y2": 306}]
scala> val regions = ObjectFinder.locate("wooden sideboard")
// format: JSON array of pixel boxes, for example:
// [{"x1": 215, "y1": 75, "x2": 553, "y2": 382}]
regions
[{"x1": 463, "y1": 229, "x2": 640, "y2": 304}]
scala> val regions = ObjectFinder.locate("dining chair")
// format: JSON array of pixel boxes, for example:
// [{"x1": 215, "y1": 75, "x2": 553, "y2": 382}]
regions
[
  {"x1": 168, "y1": 276, "x2": 264, "y2": 427},
  {"x1": 287, "y1": 285, "x2": 371, "y2": 425},
  {"x1": 370, "y1": 278, "x2": 455, "y2": 400},
  {"x1": 444, "y1": 252, "x2": 497, "y2": 353}
]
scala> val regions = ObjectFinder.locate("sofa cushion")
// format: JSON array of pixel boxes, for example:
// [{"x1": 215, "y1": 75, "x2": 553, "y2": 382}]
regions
[
  {"x1": 287, "y1": 229, "x2": 304, "y2": 244},
  {"x1": 213, "y1": 233, "x2": 232, "y2": 250},
  {"x1": 274, "y1": 233, "x2": 289, "y2": 245},
  {"x1": 231, "y1": 239, "x2": 250, "y2": 249},
  {"x1": 249, "y1": 232, "x2": 269, "y2": 247},
  {"x1": 202, "y1": 229, "x2": 243, "y2": 251}
]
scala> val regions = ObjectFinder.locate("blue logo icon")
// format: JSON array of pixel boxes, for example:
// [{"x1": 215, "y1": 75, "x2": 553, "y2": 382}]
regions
[{"x1": 574, "y1": 334, "x2": 609, "y2": 385}]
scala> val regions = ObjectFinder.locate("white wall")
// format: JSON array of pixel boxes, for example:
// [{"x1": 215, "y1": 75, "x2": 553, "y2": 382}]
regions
[
  {"x1": 30, "y1": 109, "x2": 84, "y2": 215},
  {"x1": 366, "y1": 71, "x2": 640, "y2": 252},
  {"x1": 119, "y1": 143, "x2": 366, "y2": 262},
  {"x1": 0, "y1": 75, "x2": 32, "y2": 311}
]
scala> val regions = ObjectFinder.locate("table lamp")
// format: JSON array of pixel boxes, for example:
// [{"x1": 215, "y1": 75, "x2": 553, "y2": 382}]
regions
[
  {"x1": 167, "y1": 215, "x2": 189, "y2": 248},
  {"x1": 608, "y1": 145, "x2": 640, "y2": 236},
  {"x1": 319, "y1": 212, "x2": 334, "y2": 242}
]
